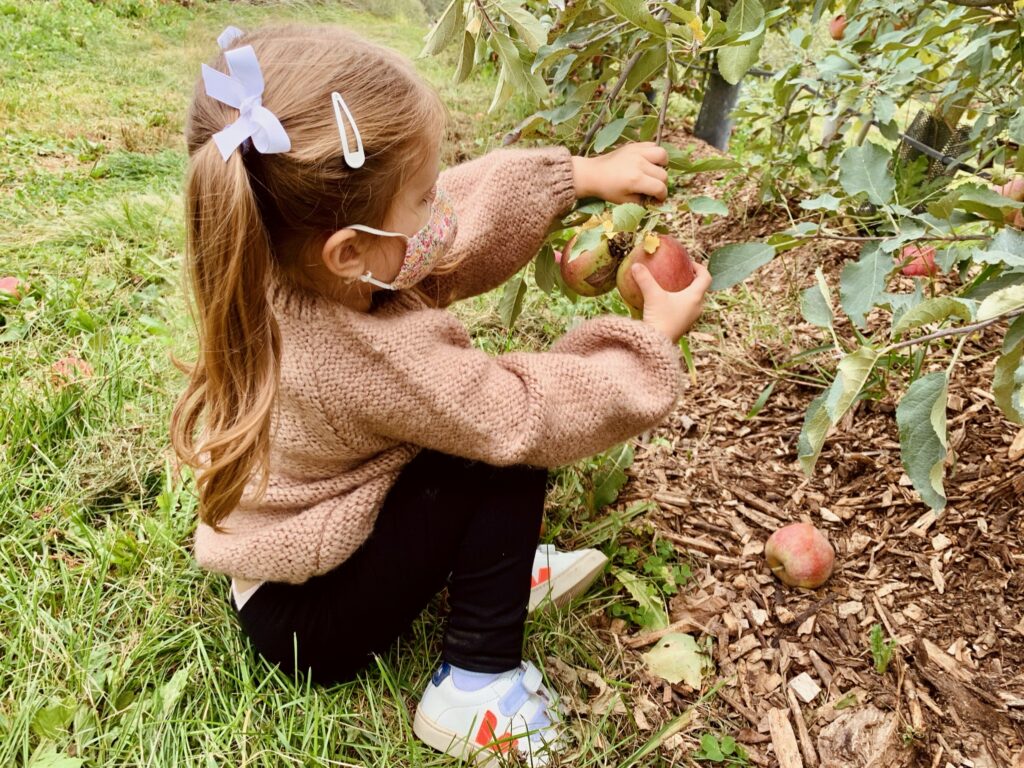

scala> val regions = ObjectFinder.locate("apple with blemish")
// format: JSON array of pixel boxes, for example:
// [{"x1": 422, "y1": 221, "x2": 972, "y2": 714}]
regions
[
  {"x1": 615, "y1": 234, "x2": 696, "y2": 316},
  {"x1": 560, "y1": 235, "x2": 620, "y2": 297},
  {"x1": 765, "y1": 522, "x2": 835, "y2": 589}
]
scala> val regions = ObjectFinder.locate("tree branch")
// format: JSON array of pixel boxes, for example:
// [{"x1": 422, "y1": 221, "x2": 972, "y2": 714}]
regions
[{"x1": 886, "y1": 308, "x2": 1024, "y2": 353}]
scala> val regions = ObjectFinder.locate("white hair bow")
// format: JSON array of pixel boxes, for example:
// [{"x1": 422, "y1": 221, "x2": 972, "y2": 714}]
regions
[{"x1": 201, "y1": 28, "x2": 291, "y2": 162}]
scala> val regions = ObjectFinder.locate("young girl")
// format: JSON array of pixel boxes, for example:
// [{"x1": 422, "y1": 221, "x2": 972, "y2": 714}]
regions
[{"x1": 171, "y1": 23, "x2": 711, "y2": 765}]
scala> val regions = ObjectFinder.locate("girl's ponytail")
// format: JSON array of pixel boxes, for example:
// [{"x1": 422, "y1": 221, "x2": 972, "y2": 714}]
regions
[
  {"x1": 171, "y1": 25, "x2": 447, "y2": 530},
  {"x1": 170, "y1": 141, "x2": 281, "y2": 531}
]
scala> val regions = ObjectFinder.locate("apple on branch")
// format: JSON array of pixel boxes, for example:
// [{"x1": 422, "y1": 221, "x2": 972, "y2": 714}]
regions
[
  {"x1": 829, "y1": 14, "x2": 847, "y2": 41},
  {"x1": 615, "y1": 234, "x2": 697, "y2": 318},
  {"x1": 900, "y1": 244, "x2": 939, "y2": 277}
]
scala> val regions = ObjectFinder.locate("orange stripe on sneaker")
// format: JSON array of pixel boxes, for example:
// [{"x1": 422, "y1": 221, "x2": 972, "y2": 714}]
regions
[
  {"x1": 531, "y1": 567, "x2": 550, "y2": 588},
  {"x1": 474, "y1": 710, "x2": 518, "y2": 753}
]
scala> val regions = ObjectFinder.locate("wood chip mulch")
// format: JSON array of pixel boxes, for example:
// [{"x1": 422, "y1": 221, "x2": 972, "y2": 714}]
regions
[{"x1": 580, "y1": 131, "x2": 1024, "y2": 768}]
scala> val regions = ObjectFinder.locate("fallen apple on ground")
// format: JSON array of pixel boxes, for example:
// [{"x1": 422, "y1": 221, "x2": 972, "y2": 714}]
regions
[
  {"x1": 765, "y1": 522, "x2": 835, "y2": 589},
  {"x1": 0, "y1": 276, "x2": 26, "y2": 300},
  {"x1": 829, "y1": 14, "x2": 847, "y2": 40},
  {"x1": 900, "y1": 244, "x2": 939, "y2": 277},
  {"x1": 615, "y1": 234, "x2": 696, "y2": 316},
  {"x1": 560, "y1": 236, "x2": 620, "y2": 297},
  {"x1": 51, "y1": 356, "x2": 94, "y2": 387}
]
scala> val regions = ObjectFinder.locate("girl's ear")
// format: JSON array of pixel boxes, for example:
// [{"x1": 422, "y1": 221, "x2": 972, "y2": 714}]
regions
[{"x1": 321, "y1": 228, "x2": 367, "y2": 280}]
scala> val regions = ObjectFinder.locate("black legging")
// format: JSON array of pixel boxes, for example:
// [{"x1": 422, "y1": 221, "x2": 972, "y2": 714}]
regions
[{"x1": 232, "y1": 450, "x2": 546, "y2": 685}]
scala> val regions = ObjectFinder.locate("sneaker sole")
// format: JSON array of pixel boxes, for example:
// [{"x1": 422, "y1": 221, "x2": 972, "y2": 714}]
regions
[
  {"x1": 528, "y1": 550, "x2": 609, "y2": 612},
  {"x1": 412, "y1": 708, "x2": 514, "y2": 767}
]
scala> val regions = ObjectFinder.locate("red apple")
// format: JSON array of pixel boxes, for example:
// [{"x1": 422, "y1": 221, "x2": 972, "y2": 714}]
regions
[
  {"x1": 765, "y1": 522, "x2": 835, "y2": 589},
  {"x1": 51, "y1": 356, "x2": 94, "y2": 387},
  {"x1": 997, "y1": 176, "x2": 1024, "y2": 203},
  {"x1": 615, "y1": 234, "x2": 696, "y2": 315},
  {"x1": 0, "y1": 276, "x2": 26, "y2": 300},
  {"x1": 560, "y1": 235, "x2": 620, "y2": 297},
  {"x1": 900, "y1": 244, "x2": 939, "y2": 277},
  {"x1": 829, "y1": 14, "x2": 847, "y2": 41}
]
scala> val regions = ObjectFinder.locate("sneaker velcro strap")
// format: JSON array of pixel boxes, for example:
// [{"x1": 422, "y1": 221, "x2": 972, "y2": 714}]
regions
[{"x1": 521, "y1": 662, "x2": 544, "y2": 695}]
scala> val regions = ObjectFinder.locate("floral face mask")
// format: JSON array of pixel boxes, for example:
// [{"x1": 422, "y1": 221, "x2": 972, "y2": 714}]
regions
[{"x1": 346, "y1": 188, "x2": 458, "y2": 291}]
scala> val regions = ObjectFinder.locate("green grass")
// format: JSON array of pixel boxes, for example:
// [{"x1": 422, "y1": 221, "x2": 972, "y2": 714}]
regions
[{"x1": 0, "y1": 2, "x2": 687, "y2": 766}]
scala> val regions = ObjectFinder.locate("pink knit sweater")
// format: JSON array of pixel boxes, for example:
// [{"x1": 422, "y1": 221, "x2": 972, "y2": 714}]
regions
[{"x1": 193, "y1": 147, "x2": 683, "y2": 584}]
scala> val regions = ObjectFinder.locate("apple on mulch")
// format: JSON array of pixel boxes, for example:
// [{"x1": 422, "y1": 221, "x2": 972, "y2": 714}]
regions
[
  {"x1": 615, "y1": 234, "x2": 697, "y2": 317},
  {"x1": 765, "y1": 522, "x2": 835, "y2": 589},
  {"x1": 900, "y1": 244, "x2": 939, "y2": 277}
]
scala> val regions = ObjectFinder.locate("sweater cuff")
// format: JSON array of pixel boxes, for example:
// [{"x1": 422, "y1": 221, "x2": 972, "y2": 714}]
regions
[{"x1": 534, "y1": 146, "x2": 578, "y2": 218}]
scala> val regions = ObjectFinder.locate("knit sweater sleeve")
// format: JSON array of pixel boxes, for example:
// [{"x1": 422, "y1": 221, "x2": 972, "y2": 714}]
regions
[
  {"x1": 324, "y1": 312, "x2": 682, "y2": 468},
  {"x1": 417, "y1": 147, "x2": 577, "y2": 306}
]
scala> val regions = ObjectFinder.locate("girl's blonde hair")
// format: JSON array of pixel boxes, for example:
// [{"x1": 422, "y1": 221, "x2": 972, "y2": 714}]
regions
[{"x1": 170, "y1": 25, "x2": 446, "y2": 530}]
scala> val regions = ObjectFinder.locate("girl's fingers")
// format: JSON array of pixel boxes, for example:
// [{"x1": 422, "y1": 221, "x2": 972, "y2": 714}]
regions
[
  {"x1": 635, "y1": 174, "x2": 668, "y2": 201},
  {"x1": 638, "y1": 143, "x2": 669, "y2": 166},
  {"x1": 643, "y1": 161, "x2": 669, "y2": 183}
]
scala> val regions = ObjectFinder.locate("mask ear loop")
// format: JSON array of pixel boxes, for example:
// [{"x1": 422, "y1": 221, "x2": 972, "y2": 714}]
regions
[
  {"x1": 332, "y1": 92, "x2": 365, "y2": 169},
  {"x1": 344, "y1": 226, "x2": 407, "y2": 290}
]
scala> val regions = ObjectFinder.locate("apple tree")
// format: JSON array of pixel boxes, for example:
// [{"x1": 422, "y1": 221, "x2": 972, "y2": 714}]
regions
[{"x1": 423, "y1": 0, "x2": 1024, "y2": 510}]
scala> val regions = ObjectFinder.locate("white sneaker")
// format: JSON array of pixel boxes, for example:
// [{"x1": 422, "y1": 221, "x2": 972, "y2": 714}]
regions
[
  {"x1": 529, "y1": 544, "x2": 609, "y2": 612},
  {"x1": 413, "y1": 661, "x2": 562, "y2": 766}
]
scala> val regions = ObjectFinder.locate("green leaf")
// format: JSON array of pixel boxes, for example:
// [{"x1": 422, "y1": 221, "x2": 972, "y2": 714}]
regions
[
  {"x1": 744, "y1": 382, "x2": 775, "y2": 420},
  {"x1": 534, "y1": 245, "x2": 558, "y2": 294},
  {"x1": 591, "y1": 443, "x2": 634, "y2": 510},
  {"x1": 604, "y1": 0, "x2": 666, "y2": 35},
  {"x1": 839, "y1": 143, "x2": 896, "y2": 206},
  {"x1": 840, "y1": 244, "x2": 890, "y2": 329},
  {"x1": 718, "y1": 0, "x2": 765, "y2": 85},
  {"x1": 497, "y1": 1, "x2": 547, "y2": 51},
  {"x1": 666, "y1": 153, "x2": 741, "y2": 173},
  {"x1": 641, "y1": 632, "x2": 709, "y2": 687},
  {"x1": 27, "y1": 747, "x2": 84, "y2": 768},
  {"x1": 708, "y1": 242, "x2": 775, "y2": 291},
  {"x1": 826, "y1": 347, "x2": 881, "y2": 424},
  {"x1": 612, "y1": 568, "x2": 669, "y2": 630},
  {"x1": 421, "y1": 0, "x2": 464, "y2": 57},
  {"x1": 800, "y1": 268, "x2": 834, "y2": 329},
  {"x1": 687, "y1": 196, "x2": 729, "y2": 217},
  {"x1": 799, "y1": 347, "x2": 881, "y2": 476},
  {"x1": 31, "y1": 699, "x2": 75, "y2": 740},
  {"x1": 569, "y1": 225, "x2": 604, "y2": 262},
  {"x1": 498, "y1": 271, "x2": 529, "y2": 329},
  {"x1": 697, "y1": 733, "x2": 725, "y2": 761},
  {"x1": 799, "y1": 193, "x2": 842, "y2": 211},
  {"x1": 891, "y1": 297, "x2": 973, "y2": 336},
  {"x1": 896, "y1": 372, "x2": 949, "y2": 510},
  {"x1": 611, "y1": 202, "x2": 646, "y2": 233},
  {"x1": 1004, "y1": 314, "x2": 1024, "y2": 354},
  {"x1": 593, "y1": 117, "x2": 630, "y2": 153},
  {"x1": 954, "y1": 184, "x2": 1020, "y2": 221},
  {"x1": 974, "y1": 228, "x2": 1024, "y2": 269},
  {"x1": 978, "y1": 285, "x2": 1024, "y2": 321},
  {"x1": 489, "y1": 32, "x2": 546, "y2": 102},
  {"x1": 157, "y1": 666, "x2": 191, "y2": 718},
  {"x1": 624, "y1": 46, "x2": 668, "y2": 92},
  {"x1": 454, "y1": 30, "x2": 475, "y2": 84},
  {"x1": 798, "y1": 390, "x2": 832, "y2": 475},
  {"x1": 993, "y1": 340, "x2": 1024, "y2": 424}
]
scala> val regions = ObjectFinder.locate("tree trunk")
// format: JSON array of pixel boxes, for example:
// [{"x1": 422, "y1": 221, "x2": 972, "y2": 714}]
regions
[{"x1": 694, "y1": 65, "x2": 742, "y2": 151}]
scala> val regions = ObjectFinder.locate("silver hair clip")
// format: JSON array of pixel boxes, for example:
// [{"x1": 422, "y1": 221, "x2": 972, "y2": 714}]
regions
[{"x1": 331, "y1": 92, "x2": 365, "y2": 169}]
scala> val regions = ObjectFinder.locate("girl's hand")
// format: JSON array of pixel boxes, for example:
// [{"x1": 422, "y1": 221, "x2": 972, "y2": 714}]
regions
[
  {"x1": 632, "y1": 261, "x2": 712, "y2": 343},
  {"x1": 571, "y1": 142, "x2": 670, "y2": 204}
]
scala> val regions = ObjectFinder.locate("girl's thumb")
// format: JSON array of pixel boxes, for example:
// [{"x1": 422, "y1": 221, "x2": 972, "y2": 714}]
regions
[{"x1": 631, "y1": 263, "x2": 657, "y2": 295}]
